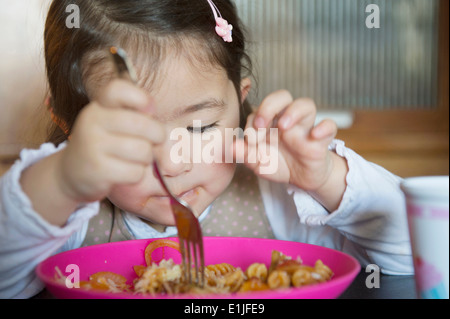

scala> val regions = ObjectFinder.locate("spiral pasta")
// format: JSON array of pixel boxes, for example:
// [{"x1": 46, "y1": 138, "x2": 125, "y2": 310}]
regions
[
  {"x1": 313, "y1": 260, "x2": 333, "y2": 282},
  {"x1": 206, "y1": 263, "x2": 236, "y2": 277},
  {"x1": 246, "y1": 263, "x2": 268, "y2": 281},
  {"x1": 134, "y1": 259, "x2": 183, "y2": 294},
  {"x1": 267, "y1": 270, "x2": 290, "y2": 289},
  {"x1": 292, "y1": 266, "x2": 315, "y2": 287},
  {"x1": 240, "y1": 251, "x2": 334, "y2": 292},
  {"x1": 70, "y1": 240, "x2": 334, "y2": 295},
  {"x1": 204, "y1": 263, "x2": 245, "y2": 292},
  {"x1": 222, "y1": 268, "x2": 246, "y2": 292}
]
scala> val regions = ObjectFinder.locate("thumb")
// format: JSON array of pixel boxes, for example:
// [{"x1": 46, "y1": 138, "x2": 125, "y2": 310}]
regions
[{"x1": 231, "y1": 138, "x2": 260, "y2": 173}]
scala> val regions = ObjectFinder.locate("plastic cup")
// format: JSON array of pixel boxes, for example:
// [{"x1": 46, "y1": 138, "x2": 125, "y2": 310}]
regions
[{"x1": 401, "y1": 176, "x2": 449, "y2": 299}]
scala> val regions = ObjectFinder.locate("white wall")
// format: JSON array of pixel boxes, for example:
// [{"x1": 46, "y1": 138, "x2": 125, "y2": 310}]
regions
[{"x1": 0, "y1": 0, "x2": 51, "y2": 160}]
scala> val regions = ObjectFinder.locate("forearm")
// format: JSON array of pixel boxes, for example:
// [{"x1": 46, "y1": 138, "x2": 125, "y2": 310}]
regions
[
  {"x1": 20, "y1": 150, "x2": 80, "y2": 227},
  {"x1": 308, "y1": 151, "x2": 348, "y2": 213},
  {"x1": 0, "y1": 144, "x2": 100, "y2": 298},
  {"x1": 284, "y1": 141, "x2": 413, "y2": 273}
]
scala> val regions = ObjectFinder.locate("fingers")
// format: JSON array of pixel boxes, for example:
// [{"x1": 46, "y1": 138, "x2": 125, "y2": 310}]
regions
[
  {"x1": 253, "y1": 90, "x2": 293, "y2": 129},
  {"x1": 247, "y1": 91, "x2": 339, "y2": 161},
  {"x1": 103, "y1": 134, "x2": 154, "y2": 165},
  {"x1": 61, "y1": 79, "x2": 165, "y2": 200},
  {"x1": 96, "y1": 79, "x2": 154, "y2": 113},
  {"x1": 87, "y1": 78, "x2": 165, "y2": 144},
  {"x1": 312, "y1": 119, "x2": 338, "y2": 142},
  {"x1": 252, "y1": 91, "x2": 318, "y2": 135},
  {"x1": 234, "y1": 113, "x2": 281, "y2": 174},
  {"x1": 232, "y1": 138, "x2": 259, "y2": 171},
  {"x1": 100, "y1": 106, "x2": 166, "y2": 144},
  {"x1": 102, "y1": 156, "x2": 147, "y2": 185},
  {"x1": 275, "y1": 98, "x2": 317, "y2": 132}
]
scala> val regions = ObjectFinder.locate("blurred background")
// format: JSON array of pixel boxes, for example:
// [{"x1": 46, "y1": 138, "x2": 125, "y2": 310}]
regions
[
  {"x1": 0, "y1": 0, "x2": 51, "y2": 175},
  {"x1": 0, "y1": 0, "x2": 448, "y2": 177}
]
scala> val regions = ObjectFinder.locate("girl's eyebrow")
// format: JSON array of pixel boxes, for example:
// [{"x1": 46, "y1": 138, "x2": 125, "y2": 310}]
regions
[{"x1": 171, "y1": 98, "x2": 226, "y2": 119}]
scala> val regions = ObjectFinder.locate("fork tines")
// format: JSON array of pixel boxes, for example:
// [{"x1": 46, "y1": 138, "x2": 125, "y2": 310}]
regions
[{"x1": 179, "y1": 231, "x2": 205, "y2": 287}]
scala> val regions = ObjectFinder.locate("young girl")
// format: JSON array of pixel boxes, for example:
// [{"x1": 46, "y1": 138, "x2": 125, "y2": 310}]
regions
[{"x1": 0, "y1": 0, "x2": 413, "y2": 298}]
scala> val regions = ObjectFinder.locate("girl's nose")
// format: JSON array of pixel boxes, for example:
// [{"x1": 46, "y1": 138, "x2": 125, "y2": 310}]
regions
[{"x1": 156, "y1": 139, "x2": 193, "y2": 178}]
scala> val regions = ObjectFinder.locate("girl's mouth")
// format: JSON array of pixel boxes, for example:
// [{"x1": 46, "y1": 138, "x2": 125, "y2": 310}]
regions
[{"x1": 152, "y1": 187, "x2": 200, "y2": 204}]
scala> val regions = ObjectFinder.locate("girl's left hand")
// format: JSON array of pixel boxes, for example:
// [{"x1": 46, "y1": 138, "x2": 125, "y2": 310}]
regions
[{"x1": 233, "y1": 90, "x2": 348, "y2": 211}]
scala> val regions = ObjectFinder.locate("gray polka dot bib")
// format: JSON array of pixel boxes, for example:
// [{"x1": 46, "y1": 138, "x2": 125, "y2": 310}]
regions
[{"x1": 201, "y1": 165, "x2": 274, "y2": 238}]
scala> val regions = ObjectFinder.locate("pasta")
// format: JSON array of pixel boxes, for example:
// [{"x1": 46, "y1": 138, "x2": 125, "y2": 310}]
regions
[
  {"x1": 134, "y1": 259, "x2": 184, "y2": 294},
  {"x1": 204, "y1": 263, "x2": 245, "y2": 292},
  {"x1": 246, "y1": 263, "x2": 268, "y2": 281},
  {"x1": 267, "y1": 270, "x2": 290, "y2": 289},
  {"x1": 58, "y1": 239, "x2": 333, "y2": 295},
  {"x1": 206, "y1": 263, "x2": 236, "y2": 277}
]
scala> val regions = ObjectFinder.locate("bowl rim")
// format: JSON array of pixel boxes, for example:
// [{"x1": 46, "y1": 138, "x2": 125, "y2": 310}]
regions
[{"x1": 36, "y1": 236, "x2": 361, "y2": 299}]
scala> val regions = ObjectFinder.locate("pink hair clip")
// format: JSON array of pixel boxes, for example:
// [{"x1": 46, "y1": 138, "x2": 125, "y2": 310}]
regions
[{"x1": 207, "y1": 0, "x2": 233, "y2": 42}]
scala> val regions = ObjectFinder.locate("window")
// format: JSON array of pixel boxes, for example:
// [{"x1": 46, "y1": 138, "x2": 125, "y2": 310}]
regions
[{"x1": 236, "y1": 0, "x2": 440, "y2": 110}]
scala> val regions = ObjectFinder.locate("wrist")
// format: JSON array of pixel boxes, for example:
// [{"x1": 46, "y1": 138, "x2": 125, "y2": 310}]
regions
[
  {"x1": 54, "y1": 150, "x2": 83, "y2": 206},
  {"x1": 20, "y1": 151, "x2": 80, "y2": 226},
  {"x1": 308, "y1": 151, "x2": 348, "y2": 212}
]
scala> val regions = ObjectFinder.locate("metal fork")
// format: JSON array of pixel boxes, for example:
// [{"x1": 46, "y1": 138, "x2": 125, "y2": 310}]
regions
[
  {"x1": 109, "y1": 47, "x2": 205, "y2": 287},
  {"x1": 152, "y1": 162, "x2": 205, "y2": 287}
]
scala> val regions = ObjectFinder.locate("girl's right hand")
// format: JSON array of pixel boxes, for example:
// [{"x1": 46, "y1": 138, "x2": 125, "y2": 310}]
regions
[{"x1": 57, "y1": 80, "x2": 165, "y2": 203}]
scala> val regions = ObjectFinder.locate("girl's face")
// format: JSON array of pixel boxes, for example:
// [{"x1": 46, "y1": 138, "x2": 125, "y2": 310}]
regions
[{"x1": 103, "y1": 54, "x2": 250, "y2": 230}]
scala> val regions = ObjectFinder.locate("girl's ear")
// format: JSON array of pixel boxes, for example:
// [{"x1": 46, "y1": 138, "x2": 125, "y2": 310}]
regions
[{"x1": 240, "y1": 77, "x2": 252, "y2": 102}]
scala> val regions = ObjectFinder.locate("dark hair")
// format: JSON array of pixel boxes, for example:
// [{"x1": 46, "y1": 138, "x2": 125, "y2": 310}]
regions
[{"x1": 45, "y1": 0, "x2": 253, "y2": 145}]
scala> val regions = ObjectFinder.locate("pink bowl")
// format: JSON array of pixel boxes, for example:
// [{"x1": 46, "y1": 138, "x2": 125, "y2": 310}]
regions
[{"x1": 36, "y1": 237, "x2": 360, "y2": 299}]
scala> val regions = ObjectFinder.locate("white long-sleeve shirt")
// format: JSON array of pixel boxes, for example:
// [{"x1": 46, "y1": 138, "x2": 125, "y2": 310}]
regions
[{"x1": 0, "y1": 140, "x2": 413, "y2": 298}]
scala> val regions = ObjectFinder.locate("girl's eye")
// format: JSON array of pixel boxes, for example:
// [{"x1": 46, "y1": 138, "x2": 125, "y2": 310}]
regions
[{"x1": 187, "y1": 122, "x2": 219, "y2": 134}]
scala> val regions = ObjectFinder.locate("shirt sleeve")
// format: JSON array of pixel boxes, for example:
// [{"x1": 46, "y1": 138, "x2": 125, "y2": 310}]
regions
[
  {"x1": 0, "y1": 143, "x2": 99, "y2": 298},
  {"x1": 266, "y1": 140, "x2": 413, "y2": 275}
]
